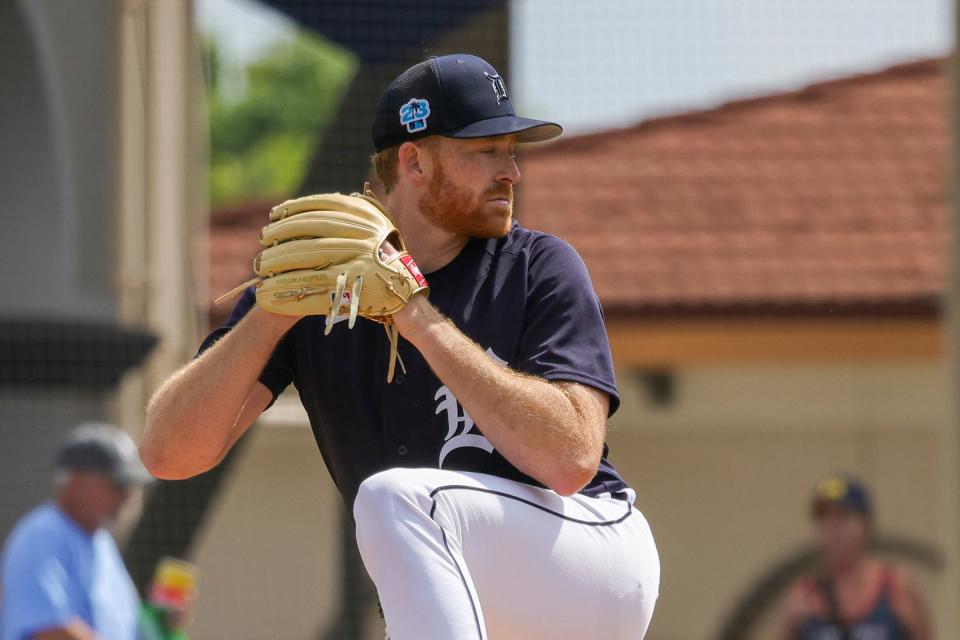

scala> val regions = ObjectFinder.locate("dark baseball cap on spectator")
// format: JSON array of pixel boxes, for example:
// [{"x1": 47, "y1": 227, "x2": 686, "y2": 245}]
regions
[
  {"x1": 811, "y1": 473, "x2": 872, "y2": 518},
  {"x1": 56, "y1": 422, "x2": 154, "y2": 487},
  {"x1": 371, "y1": 54, "x2": 563, "y2": 152}
]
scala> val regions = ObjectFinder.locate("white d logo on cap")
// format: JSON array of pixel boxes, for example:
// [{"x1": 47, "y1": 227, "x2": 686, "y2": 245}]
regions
[{"x1": 484, "y1": 72, "x2": 508, "y2": 104}]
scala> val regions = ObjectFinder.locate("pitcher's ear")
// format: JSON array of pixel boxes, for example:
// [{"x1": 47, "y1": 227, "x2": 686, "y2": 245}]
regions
[{"x1": 398, "y1": 140, "x2": 432, "y2": 188}]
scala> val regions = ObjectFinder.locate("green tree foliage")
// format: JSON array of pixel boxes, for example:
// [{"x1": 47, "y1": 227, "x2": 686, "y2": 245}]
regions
[{"x1": 203, "y1": 33, "x2": 356, "y2": 208}]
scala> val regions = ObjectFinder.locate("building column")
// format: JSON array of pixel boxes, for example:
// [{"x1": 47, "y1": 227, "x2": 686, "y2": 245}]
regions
[{"x1": 113, "y1": 0, "x2": 205, "y2": 437}]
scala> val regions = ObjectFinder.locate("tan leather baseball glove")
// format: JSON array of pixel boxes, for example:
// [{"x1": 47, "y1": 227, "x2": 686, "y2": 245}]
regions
[{"x1": 217, "y1": 186, "x2": 429, "y2": 381}]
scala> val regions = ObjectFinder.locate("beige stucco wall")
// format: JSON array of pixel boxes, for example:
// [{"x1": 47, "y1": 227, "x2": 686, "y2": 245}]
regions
[
  {"x1": 609, "y1": 362, "x2": 945, "y2": 639},
  {"x1": 187, "y1": 421, "x2": 346, "y2": 639},
  {"x1": 183, "y1": 361, "x2": 947, "y2": 639}
]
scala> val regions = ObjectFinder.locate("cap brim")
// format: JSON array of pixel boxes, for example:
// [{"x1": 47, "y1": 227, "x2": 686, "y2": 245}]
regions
[{"x1": 445, "y1": 115, "x2": 563, "y2": 144}]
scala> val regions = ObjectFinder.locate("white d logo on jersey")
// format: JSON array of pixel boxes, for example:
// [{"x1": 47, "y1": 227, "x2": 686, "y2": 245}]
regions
[{"x1": 435, "y1": 348, "x2": 506, "y2": 467}]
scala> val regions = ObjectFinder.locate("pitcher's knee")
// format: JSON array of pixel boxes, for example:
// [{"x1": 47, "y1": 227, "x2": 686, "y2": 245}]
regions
[{"x1": 353, "y1": 468, "x2": 430, "y2": 542}]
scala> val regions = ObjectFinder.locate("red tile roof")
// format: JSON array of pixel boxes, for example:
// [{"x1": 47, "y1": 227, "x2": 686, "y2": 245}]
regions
[
  {"x1": 518, "y1": 58, "x2": 947, "y2": 315},
  {"x1": 205, "y1": 199, "x2": 276, "y2": 326},
  {"x1": 208, "y1": 59, "x2": 948, "y2": 321}
]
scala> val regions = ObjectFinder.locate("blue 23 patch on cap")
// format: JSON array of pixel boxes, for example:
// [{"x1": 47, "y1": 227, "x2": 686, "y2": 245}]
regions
[{"x1": 399, "y1": 98, "x2": 431, "y2": 133}]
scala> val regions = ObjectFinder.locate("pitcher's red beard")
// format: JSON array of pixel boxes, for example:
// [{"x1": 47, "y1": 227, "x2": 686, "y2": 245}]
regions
[{"x1": 418, "y1": 162, "x2": 513, "y2": 238}]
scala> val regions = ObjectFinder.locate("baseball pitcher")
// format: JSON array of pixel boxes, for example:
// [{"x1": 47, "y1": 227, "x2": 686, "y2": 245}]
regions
[{"x1": 141, "y1": 54, "x2": 660, "y2": 639}]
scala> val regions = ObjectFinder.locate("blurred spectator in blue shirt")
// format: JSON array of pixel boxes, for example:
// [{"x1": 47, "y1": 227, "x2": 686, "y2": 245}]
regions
[{"x1": 0, "y1": 423, "x2": 153, "y2": 640}]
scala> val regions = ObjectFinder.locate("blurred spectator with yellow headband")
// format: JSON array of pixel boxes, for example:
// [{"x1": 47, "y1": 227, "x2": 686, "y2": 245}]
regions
[{"x1": 777, "y1": 474, "x2": 930, "y2": 640}]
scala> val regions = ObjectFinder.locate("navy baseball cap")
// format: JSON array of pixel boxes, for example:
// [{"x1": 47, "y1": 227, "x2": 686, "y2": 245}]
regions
[
  {"x1": 811, "y1": 474, "x2": 873, "y2": 518},
  {"x1": 55, "y1": 422, "x2": 154, "y2": 487},
  {"x1": 371, "y1": 54, "x2": 563, "y2": 151}
]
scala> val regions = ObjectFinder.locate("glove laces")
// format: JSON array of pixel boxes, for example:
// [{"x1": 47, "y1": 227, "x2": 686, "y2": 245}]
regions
[{"x1": 383, "y1": 324, "x2": 406, "y2": 383}]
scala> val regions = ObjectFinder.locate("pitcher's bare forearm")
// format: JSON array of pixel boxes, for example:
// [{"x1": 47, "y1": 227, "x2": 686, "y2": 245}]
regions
[
  {"x1": 141, "y1": 307, "x2": 297, "y2": 479},
  {"x1": 394, "y1": 296, "x2": 607, "y2": 495}
]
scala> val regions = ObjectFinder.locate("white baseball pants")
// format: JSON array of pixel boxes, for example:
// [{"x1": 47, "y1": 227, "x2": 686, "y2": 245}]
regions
[{"x1": 353, "y1": 468, "x2": 660, "y2": 639}]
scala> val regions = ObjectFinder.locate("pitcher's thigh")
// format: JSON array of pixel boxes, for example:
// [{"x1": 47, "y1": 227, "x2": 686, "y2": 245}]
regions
[{"x1": 439, "y1": 485, "x2": 659, "y2": 640}]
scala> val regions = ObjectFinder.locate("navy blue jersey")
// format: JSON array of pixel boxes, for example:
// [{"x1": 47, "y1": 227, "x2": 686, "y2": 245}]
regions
[{"x1": 201, "y1": 222, "x2": 629, "y2": 507}]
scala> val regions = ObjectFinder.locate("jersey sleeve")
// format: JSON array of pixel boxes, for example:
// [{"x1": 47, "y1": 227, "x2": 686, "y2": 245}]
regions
[
  {"x1": 198, "y1": 286, "x2": 294, "y2": 402},
  {"x1": 514, "y1": 234, "x2": 620, "y2": 415},
  {"x1": 1, "y1": 531, "x2": 76, "y2": 637}
]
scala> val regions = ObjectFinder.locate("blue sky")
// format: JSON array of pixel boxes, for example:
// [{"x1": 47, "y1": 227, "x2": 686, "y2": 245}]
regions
[{"x1": 198, "y1": 0, "x2": 953, "y2": 134}]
